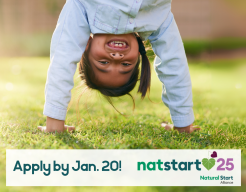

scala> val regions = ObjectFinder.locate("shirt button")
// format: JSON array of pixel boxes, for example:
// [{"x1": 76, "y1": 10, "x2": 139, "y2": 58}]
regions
[{"x1": 129, "y1": 18, "x2": 134, "y2": 24}]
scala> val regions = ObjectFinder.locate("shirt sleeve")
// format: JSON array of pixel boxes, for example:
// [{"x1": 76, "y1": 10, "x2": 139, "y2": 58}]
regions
[
  {"x1": 43, "y1": 0, "x2": 90, "y2": 120},
  {"x1": 148, "y1": 11, "x2": 195, "y2": 127}
]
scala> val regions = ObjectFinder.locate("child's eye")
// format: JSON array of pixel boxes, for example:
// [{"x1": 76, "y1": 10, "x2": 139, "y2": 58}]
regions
[
  {"x1": 99, "y1": 61, "x2": 109, "y2": 64},
  {"x1": 122, "y1": 63, "x2": 131, "y2": 66}
]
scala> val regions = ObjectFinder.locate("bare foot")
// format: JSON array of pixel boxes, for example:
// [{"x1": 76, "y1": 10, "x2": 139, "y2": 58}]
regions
[
  {"x1": 174, "y1": 125, "x2": 200, "y2": 133},
  {"x1": 38, "y1": 125, "x2": 75, "y2": 133}
]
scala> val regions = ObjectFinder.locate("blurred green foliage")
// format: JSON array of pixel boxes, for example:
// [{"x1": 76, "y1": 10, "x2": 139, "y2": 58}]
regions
[
  {"x1": 145, "y1": 38, "x2": 246, "y2": 57},
  {"x1": 0, "y1": 33, "x2": 51, "y2": 57},
  {"x1": 183, "y1": 38, "x2": 246, "y2": 56}
]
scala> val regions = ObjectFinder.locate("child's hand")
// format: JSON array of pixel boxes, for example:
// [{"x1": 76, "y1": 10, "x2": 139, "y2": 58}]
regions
[
  {"x1": 161, "y1": 122, "x2": 173, "y2": 131},
  {"x1": 38, "y1": 125, "x2": 75, "y2": 133},
  {"x1": 174, "y1": 124, "x2": 200, "y2": 133},
  {"x1": 38, "y1": 116, "x2": 75, "y2": 133},
  {"x1": 161, "y1": 122, "x2": 200, "y2": 133}
]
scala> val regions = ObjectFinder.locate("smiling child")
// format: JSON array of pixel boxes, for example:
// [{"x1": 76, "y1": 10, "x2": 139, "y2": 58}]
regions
[{"x1": 38, "y1": 0, "x2": 200, "y2": 133}]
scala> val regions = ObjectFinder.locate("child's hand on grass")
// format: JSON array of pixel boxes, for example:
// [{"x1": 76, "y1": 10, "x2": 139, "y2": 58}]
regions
[
  {"x1": 161, "y1": 122, "x2": 173, "y2": 131},
  {"x1": 174, "y1": 124, "x2": 200, "y2": 133},
  {"x1": 38, "y1": 116, "x2": 75, "y2": 133},
  {"x1": 161, "y1": 122, "x2": 200, "y2": 133}
]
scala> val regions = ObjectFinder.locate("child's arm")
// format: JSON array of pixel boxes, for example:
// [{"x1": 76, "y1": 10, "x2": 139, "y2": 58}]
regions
[
  {"x1": 149, "y1": 11, "x2": 197, "y2": 131},
  {"x1": 40, "y1": 0, "x2": 90, "y2": 132}
]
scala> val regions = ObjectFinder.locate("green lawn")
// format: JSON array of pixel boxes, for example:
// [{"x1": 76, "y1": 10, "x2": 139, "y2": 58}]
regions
[{"x1": 0, "y1": 57, "x2": 245, "y2": 191}]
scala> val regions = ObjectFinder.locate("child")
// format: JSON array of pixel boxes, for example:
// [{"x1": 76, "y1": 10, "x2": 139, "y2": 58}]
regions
[{"x1": 38, "y1": 0, "x2": 200, "y2": 133}]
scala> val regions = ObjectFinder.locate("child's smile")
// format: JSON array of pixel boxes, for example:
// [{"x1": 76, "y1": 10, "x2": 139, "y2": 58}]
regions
[
  {"x1": 86, "y1": 34, "x2": 140, "y2": 88},
  {"x1": 107, "y1": 39, "x2": 129, "y2": 49}
]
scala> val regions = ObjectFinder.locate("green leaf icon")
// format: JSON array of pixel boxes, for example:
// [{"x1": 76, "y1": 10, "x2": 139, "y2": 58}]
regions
[{"x1": 202, "y1": 158, "x2": 216, "y2": 170}]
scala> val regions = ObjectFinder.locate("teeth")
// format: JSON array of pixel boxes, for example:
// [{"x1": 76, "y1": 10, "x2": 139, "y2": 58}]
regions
[
  {"x1": 109, "y1": 41, "x2": 127, "y2": 48},
  {"x1": 112, "y1": 41, "x2": 126, "y2": 44}
]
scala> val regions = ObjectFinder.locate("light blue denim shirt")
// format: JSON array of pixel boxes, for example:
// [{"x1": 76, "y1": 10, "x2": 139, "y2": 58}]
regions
[{"x1": 43, "y1": 0, "x2": 195, "y2": 127}]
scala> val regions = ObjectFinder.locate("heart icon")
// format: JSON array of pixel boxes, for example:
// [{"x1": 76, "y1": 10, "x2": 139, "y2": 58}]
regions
[
  {"x1": 211, "y1": 151, "x2": 217, "y2": 158},
  {"x1": 202, "y1": 158, "x2": 216, "y2": 170}
]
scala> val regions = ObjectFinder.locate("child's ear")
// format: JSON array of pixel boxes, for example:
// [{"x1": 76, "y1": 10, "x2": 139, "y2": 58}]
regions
[{"x1": 85, "y1": 36, "x2": 93, "y2": 51}]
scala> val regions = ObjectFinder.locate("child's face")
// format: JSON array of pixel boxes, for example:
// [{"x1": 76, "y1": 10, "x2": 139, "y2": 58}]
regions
[{"x1": 87, "y1": 34, "x2": 140, "y2": 88}]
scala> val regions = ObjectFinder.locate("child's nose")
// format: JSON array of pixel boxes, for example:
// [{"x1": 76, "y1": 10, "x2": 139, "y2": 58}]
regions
[{"x1": 110, "y1": 52, "x2": 124, "y2": 60}]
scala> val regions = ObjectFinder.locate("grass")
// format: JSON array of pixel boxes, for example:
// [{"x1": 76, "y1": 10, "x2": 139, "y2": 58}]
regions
[{"x1": 0, "y1": 57, "x2": 246, "y2": 191}]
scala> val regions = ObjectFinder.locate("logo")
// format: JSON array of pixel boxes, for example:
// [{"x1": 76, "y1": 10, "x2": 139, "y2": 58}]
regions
[
  {"x1": 202, "y1": 151, "x2": 217, "y2": 170},
  {"x1": 201, "y1": 151, "x2": 234, "y2": 171}
]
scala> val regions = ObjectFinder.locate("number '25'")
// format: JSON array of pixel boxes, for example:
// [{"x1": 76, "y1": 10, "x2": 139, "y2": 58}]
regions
[{"x1": 217, "y1": 158, "x2": 234, "y2": 171}]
